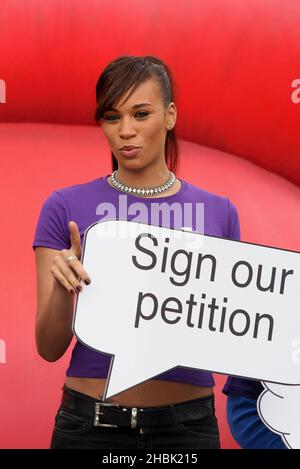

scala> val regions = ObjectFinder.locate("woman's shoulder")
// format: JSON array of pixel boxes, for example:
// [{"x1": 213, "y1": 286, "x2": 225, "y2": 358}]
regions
[
  {"x1": 36, "y1": 177, "x2": 106, "y2": 219},
  {"x1": 181, "y1": 179, "x2": 240, "y2": 239},
  {"x1": 182, "y1": 178, "x2": 231, "y2": 207},
  {"x1": 53, "y1": 176, "x2": 102, "y2": 198}
]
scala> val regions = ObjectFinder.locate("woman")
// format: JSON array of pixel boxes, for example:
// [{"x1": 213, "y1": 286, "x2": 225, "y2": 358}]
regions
[{"x1": 33, "y1": 55, "x2": 240, "y2": 449}]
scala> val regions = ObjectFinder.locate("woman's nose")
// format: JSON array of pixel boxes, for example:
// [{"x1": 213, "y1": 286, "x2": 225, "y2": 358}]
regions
[{"x1": 118, "y1": 118, "x2": 137, "y2": 137}]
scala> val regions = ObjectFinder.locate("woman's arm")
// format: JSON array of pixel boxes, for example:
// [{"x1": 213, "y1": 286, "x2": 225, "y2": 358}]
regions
[
  {"x1": 227, "y1": 393, "x2": 287, "y2": 449},
  {"x1": 34, "y1": 247, "x2": 75, "y2": 362}
]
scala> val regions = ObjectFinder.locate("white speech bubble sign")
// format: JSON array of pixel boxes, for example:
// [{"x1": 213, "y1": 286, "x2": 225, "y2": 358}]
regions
[
  {"x1": 72, "y1": 220, "x2": 300, "y2": 400},
  {"x1": 258, "y1": 382, "x2": 300, "y2": 448}
]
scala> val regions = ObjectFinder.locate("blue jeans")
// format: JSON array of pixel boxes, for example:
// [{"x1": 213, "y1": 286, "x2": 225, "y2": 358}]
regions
[{"x1": 50, "y1": 386, "x2": 220, "y2": 449}]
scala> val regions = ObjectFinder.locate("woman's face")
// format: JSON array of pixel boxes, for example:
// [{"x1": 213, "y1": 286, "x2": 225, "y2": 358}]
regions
[{"x1": 100, "y1": 77, "x2": 176, "y2": 171}]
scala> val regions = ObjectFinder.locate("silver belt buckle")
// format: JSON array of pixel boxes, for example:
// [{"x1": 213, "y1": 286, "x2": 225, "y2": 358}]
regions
[
  {"x1": 131, "y1": 407, "x2": 144, "y2": 429},
  {"x1": 94, "y1": 401, "x2": 120, "y2": 428},
  {"x1": 94, "y1": 401, "x2": 143, "y2": 429},
  {"x1": 130, "y1": 407, "x2": 138, "y2": 429}
]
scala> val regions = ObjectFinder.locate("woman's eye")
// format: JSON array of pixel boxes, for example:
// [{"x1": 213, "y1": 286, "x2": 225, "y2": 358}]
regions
[
  {"x1": 104, "y1": 112, "x2": 149, "y2": 121},
  {"x1": 135, "y1": 111, "x2": 149, "y2": 118},
  {"x1": 104, "y1": 115, "x2": 118, "y2": 121}
]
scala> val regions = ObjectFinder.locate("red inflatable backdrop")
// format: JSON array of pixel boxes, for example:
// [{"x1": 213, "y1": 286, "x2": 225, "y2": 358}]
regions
[{"x1": 0, "y1": 0, "x2": 299, "y2": 449}]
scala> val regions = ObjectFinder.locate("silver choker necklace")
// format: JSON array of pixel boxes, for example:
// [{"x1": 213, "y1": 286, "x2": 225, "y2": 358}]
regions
[{"x1": 110, "y1": 170, "x2": 176, "y2": 197}]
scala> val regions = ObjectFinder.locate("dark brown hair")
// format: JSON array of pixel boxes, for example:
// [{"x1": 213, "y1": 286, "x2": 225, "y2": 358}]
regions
[{"x1": 94, "y1": 55, "x2": 179, "y2": 174}]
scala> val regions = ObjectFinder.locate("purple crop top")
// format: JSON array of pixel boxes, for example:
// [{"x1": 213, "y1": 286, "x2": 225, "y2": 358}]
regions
[{"x1": 32, "y1": 174, "x2": 241, "y2": 387}]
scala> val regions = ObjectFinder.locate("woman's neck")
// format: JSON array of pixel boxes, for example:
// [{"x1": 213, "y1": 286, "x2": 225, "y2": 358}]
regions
[{"x1": 114, "y1": 167, "x2": 171, "y2": 188}]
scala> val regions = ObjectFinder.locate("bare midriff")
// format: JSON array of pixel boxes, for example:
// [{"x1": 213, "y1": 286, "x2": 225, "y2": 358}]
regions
[{"x1": 64, "y1": 377, "x2": 213, "y2": 407}]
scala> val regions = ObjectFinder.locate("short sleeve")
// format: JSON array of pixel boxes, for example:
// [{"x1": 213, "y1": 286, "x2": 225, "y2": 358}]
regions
[
  {"x1": 32, "y1": 191, "x2": 71, "y2": 251},
  {"x1": 227, "y1": 199, "x2": 241, "y2": 241},
  {"x1": 223, "y1": 376, "x2": 264, "y2": 399}
]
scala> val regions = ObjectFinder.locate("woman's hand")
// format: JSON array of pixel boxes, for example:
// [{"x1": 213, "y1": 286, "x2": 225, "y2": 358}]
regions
[{"x1": 50, "y1": 221, "x2": 91, "y2": 294}]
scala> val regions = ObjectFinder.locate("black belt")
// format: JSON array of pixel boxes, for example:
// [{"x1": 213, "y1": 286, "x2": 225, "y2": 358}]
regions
[{"x1": 61, "y1": 385, "x2": 215, "y2": 429}]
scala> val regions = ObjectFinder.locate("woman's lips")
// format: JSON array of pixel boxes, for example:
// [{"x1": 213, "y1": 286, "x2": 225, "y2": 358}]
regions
[{"x1": 119, "y1": 147, "x2": 141, "y2": 157}]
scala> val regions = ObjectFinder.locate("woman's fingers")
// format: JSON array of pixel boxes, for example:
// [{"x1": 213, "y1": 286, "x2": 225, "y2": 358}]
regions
[
  {"x1": 49, "y1": 221, "x2": 92, "y2": 294},
  {"x1": 61, "y1": 251, "x2": 91, "y2": 286},
  {"x1": 67, "y1": 221, "x2": 91, "y2": 284},
  {"x1": 68, "y1": 221, "x2": 82, "y2": 259},
  {"x1": 51, "y1": 251, "x2": 91, "y2": 294},
  {"x1": 52, "y1": 267, "x2": 77, "y2": 295},
  {"x1": 52, "y1": 255, "x2": 83, "y2": 292}
]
